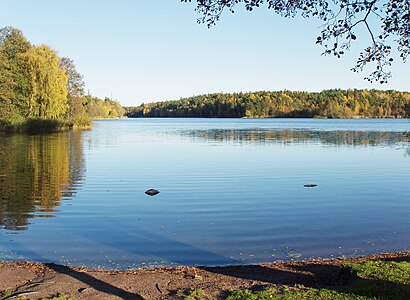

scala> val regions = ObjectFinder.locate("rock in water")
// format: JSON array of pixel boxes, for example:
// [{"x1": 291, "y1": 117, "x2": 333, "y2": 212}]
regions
[
  {"x1": 303, "y1": 184, "x2": 317, "y2": 188},
  {"x1": 145, "y1": 188, "x2": 160, "y2": 196}
]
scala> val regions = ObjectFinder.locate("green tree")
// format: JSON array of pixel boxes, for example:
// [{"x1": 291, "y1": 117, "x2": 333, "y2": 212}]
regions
[
  {"x1": 0, "y1": 27, "x2": 31, "y2": 59},
  {"x1": 183, "y1": 0, "x2": 409, "y2": 83},
  {"x1": 0, "y1": 47, "x2": 18, "y2": 122},
  {"x1": 20, "y1": 45, "x2": 68, "y2": 119},
  {"x1": 0, "y1": 26, "x2": 32, "y2": 119}
]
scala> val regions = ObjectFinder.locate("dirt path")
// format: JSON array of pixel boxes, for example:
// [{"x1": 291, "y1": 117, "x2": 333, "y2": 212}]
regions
[{"x1": 1, "y1": 251, "x2": 409, "y2": 300}]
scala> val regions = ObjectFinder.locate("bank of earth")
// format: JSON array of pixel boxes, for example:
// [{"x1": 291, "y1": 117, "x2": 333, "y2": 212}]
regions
[{"x1": 1, "y1": 251, "x2": 409, "y2": 300}]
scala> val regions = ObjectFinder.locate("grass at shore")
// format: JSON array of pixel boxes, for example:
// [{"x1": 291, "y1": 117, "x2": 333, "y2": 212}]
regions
[
  {"x1": 226, "y1": 260, "x2": 410, "y2": 300},
  {"x1": 0, "y1": 291, "x2": 73, "y2": 300},
  {"x1": 227, "y1": 288, "x2": 369, "y2": 300},
  {"x1": 0, "y1": 117, "x2": 92, "y2": 133},
  {"x1": 44, "y1": 295, "x2": 74, "y2": 300}
]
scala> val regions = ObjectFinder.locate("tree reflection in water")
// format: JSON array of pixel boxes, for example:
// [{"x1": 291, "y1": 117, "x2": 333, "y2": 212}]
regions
[
  {"x1": 180, "y1": 129, "x2": 410, "y2": 147},
  {"x1": 0, "y1": 131, "x2": 85, "y2": 231}
]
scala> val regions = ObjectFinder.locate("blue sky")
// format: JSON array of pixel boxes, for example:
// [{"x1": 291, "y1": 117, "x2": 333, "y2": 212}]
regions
[{"x1": 1, "y1": 0, "x2": 408, "y2": 106}]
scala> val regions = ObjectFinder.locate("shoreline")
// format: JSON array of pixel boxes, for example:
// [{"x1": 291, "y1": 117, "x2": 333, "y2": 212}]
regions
[
  {"x1": 0, "y1": 118, "x2": 92, "y2": 134},
  {"x1": 1, "y1": 250, "x2": 409, "y2": 299}
]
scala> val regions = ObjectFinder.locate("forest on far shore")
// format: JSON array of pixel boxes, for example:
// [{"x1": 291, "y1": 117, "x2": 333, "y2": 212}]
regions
[{"x1": 126, "y1": 89, "x2": 410, "y2": 119}]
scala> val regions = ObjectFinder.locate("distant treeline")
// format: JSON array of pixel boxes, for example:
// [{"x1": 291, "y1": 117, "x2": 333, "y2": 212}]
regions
[
  {"x1": 126, "y1": 90, "x2": 410, "y2": 119},
  {"x1": 0, "y1": 27, "x2": 124, "y2": 132}
]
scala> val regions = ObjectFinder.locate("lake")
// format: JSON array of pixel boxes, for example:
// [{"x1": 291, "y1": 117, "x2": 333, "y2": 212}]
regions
[{"x1": 0, "y1": 118, "x2": 409, "y2": 269}]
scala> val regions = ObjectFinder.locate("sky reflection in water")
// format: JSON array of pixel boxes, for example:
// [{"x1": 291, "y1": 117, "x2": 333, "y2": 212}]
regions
[{"x1": 0, "y1": 119, "x2": 409, "y2": 269}]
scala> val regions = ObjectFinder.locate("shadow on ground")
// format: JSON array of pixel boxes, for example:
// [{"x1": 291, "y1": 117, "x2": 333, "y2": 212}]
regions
[
  {"x1": 45, "y1": 263, "x2": 144, "y2": 300},
  {"x1": 199, "y1": 256, "x2": 410, "y2": 299}
]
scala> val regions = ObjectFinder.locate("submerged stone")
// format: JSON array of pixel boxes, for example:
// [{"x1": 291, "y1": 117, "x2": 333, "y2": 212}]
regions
[
  {"x1": 303, "y1": 184, "x2": 318, "y2": 188},
  {"x1": 145, "y1": 188, "x2": 160, "y2": 196}
]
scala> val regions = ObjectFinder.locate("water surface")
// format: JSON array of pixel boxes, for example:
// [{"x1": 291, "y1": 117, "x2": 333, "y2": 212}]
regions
[{"x1": 0, "y1": 119, "x2": 409, "y2": 269}]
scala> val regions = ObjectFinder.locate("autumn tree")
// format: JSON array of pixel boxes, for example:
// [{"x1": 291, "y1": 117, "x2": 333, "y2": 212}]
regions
[
  {"x1": 20, "y1": 45, "x2": 68, "y2": 119},
  {"x1": 81, "y1": 95, "x2": 123, "y2": 118},
  {"x1": 60, "y1": 57, "x2": 86, "y2": 120},
  {"x1": 126, "y1": 89, "x2": 410, "y2": 118},
  {"x1": 183, "y1": 0, "x2": 409, "y2": 83}
]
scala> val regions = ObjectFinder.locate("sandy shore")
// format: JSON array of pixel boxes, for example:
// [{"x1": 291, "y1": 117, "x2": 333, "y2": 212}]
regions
[{"x1": 1, "y1": 251, "x2": 409, "y2": 300}]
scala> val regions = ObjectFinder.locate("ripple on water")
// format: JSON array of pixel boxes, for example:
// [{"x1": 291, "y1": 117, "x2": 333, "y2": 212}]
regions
[{"x1": 0, "y1": 119, "x2": 409, "y2": 268}]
